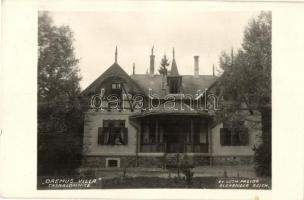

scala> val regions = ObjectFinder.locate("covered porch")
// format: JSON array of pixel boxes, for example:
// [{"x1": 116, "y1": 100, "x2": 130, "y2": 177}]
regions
[
  {"x1": 130, "y1": 103, "x2": 212, "y2": 154},
  {"x1": 138, "y1": 116, "x2": 209, "y2": 153}
]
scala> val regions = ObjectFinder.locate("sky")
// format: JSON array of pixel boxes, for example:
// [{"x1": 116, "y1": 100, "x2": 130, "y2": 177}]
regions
[{"x1": 51, "y1": 10, "x2": 260, "y2": 90}]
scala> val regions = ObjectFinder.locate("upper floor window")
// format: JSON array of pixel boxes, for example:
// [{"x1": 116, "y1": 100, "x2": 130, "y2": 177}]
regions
[
  {"x1": 220, "y1": 120, "x2": 249, "y2": 146},
  {"x1": 111, "y1": 83, "x2": 121, "y2": 90}
]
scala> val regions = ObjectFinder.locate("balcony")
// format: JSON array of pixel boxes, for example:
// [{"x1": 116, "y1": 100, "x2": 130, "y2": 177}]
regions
[
  {"x1": 140, "y1": 143, "x2": 166, "y2": 153},
  {"x1": 139, "y1": 143, "x2": 208, "y2": 153},
  {"x1": 183, "y1": 143, "x2": 208, "y2": 153}
]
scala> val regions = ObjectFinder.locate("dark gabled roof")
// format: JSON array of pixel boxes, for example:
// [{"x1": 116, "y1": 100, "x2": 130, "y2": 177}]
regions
[
  {"x1": 80, "y1": 63, "x2": 144, "y2": 96},
  {"x1": 130, "y1": 74, "x2": 217, "y2": 97},
  {"x1": 80, "y1": 59, "x2": 218, "y2": 98}
]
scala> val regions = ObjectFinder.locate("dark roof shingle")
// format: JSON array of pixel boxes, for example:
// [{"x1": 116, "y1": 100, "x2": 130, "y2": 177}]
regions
[{"x1": 130, "y1": 74, "x2": 217, "y2": 97}]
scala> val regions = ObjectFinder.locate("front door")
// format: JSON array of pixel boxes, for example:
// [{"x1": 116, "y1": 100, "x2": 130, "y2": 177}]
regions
[{"x1": 163, "y1": 122, "x2": 185, "y2": 153}]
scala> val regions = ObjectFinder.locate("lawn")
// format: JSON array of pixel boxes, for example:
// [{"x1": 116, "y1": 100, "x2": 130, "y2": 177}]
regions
[
  {"x1": 100, "y1": 176, "x2": 217, "y2": 189},
  {"x1": 37, "y1": 166, "x2": 271, "y2": 189}
]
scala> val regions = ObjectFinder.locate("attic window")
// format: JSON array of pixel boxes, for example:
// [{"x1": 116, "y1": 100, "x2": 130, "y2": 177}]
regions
[
  {"x1": 111, "y1": 83, "x2": 122, "y2": 99},
  {"x1": 112, "y1": 83, "x2": 121, "y2": 90}
]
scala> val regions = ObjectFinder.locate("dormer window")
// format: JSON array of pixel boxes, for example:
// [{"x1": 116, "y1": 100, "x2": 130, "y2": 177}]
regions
[
  {"x1": 167, "y1": 76, "x2": 182, "y2": 94},
  {"x1": 169, "y1": 79, "x2": 179, "y2": 93}
]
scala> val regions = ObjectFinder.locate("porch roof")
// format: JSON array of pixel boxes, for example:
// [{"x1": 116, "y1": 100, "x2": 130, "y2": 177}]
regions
[{"x1": 129, "y1": 101, "x2": 211, "y2": 118}]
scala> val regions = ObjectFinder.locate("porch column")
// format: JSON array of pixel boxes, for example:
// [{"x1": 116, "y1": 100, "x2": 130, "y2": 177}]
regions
[
  {"x1": 190, "y1": 118, "x2": 194, "y2": 152},
  {"x1": 208, "y1": 123, "x2": 213, "y2": 166},
  {"x1": 136, "y1": 122, "x2": 141, "y2": 167},
  {"x1": 155, "y1": 119, "x2": 159, "y2": 144}
]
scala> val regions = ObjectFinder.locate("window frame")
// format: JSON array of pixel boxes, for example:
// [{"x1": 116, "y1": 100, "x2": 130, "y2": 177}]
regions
[
  {"x1": 220, "y1": 120, "x2": 249, "y2": 146},
  {"x1": 169, "y1": 79, "x2": 179, "y2": 94},
  {"x1": 111, "y1": 83, "x2": 121, "y2": 90},
  {"x1": 98, "y1": 120, "x2": 128, "y2": 146}
]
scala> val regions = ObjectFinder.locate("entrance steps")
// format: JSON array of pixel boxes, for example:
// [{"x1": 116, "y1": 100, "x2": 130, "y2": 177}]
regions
[{"x1": 164, "y1": 153, "x2": 185, "y2": 169}]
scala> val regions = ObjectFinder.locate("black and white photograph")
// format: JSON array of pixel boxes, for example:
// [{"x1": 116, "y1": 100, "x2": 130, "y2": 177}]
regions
[
  {"x1": 2, "y1": 1, "x2": 304, "y2": 199},
  {"x1": 37, "y1": 10, "x2": 272, "y2": 190}
]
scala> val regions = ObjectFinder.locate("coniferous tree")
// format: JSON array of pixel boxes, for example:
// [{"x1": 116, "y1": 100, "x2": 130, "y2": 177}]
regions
[{"x1": 158, "y1": 54, "x2": 170, "y2": 75}]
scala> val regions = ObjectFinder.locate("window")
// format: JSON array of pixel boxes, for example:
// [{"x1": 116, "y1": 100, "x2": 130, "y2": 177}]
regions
[
  {"x1": 220, "y1": 120, "x2": 249, "y2": 146},
  {"x1": 98, "y1": 120, "x2": 128, "y2": 145},
  {"x1": 141, "y1": 121, "x2": 156, "y2": 144},
  {"x1": 106, "y1": 158, "x2": 120, "y2": 168},
  {"x1": 109, "y1": 83, "x2": 122, "y2": 109},
  {"x1": 169, "y1": 79, "x2": 179, "y2": 93},
  {"x1": 108, "y1": 160, "x2": 118, "y2": 167},
  {"x1": 111, "y1": 83, "x2": 121, "y2": 90}
]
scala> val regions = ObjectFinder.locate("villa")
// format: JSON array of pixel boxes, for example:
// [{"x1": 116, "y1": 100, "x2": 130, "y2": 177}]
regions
[{"x1": 79, "y1": 47, "x2": 261, "y2": 169}]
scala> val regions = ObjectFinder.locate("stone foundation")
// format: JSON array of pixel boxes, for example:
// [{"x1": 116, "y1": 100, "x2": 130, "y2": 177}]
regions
[
  {"x1": 82, "y1": 155, "x2": 165, "y2": 168},
  {"x1": 81, "y1": 155, "x2": 253, "y2": 169},
  {"x1": 192, "y1": 156, "x2": 211, "y2": 166},
  {"x1": 138, "y1": 156, "x2": 165, "y2": 168},
  {"x1": 82, "y1": 156, "x2": 137, "y2": 168},
  {"x1": 211, "y1": 156, "x2": 254, "y2": 165}
]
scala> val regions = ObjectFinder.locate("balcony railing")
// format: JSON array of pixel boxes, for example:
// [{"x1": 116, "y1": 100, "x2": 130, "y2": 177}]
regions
[
  {"x1": 140, "y1": 143, "x2": 166, "y2": 153},
  {"x1": 139, "y1": 143, "x2": 208, "y2": 153},
  {"x1": 184, "y1": 143, "x2": 208, "y2": 153}
]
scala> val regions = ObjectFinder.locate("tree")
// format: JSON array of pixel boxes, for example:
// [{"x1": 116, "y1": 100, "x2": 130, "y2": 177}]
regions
[
  {"x1": 38, "y1": 12, "x2": 81, "y2": 102},
  {"x1": 217, "y1": 11, "x2": 271, "y2": 177},
  {"x1": 158, "y1": 54, "x2": 170, "y2": 75},
  {"x1": 38, "y1": 12, "x2": 83, "y2": 175}
]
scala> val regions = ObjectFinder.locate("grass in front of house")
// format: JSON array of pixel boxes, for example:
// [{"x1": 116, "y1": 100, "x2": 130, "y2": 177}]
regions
[
  {"x1": 37, "y1": 165, "x2": 271, "y2": 189},
  {"x1": 97, "y1": 176, "x2": 217, "y2": 189},
  {"x1": 37, "y1": 175, "x2": 271, "y2": 189}
]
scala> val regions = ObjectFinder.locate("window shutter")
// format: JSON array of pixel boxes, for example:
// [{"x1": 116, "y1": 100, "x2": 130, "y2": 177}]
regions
[
  {"x1": 123, "y1": 127, "x2": 128, "y2": 145},
  {"x1": 244, "y1": 129, "x2": 249, "y2": 145},
  {"x1": 98, "y1": 127, "x2": 104, "y2": 144},
  {"x1": 98, "y1": 127, "x2": 109, "y2": 145},
  {"x1": 239, "y1": 128, "x2": 249, "y2": 145},
  {"x1": 220, "y1": 128, "x2": 225, "y2": 145},
  {"x1": 220, "y1": 128, "x2": 232, "y2": 146}
]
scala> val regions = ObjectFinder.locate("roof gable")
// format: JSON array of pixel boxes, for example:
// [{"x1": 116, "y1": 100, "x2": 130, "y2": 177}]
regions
[{"x1": 81, "y1": 63, "x2": 144, "y2": 96}]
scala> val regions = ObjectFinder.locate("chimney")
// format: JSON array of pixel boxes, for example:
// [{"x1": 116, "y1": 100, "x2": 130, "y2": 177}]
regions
[
  {"x1": 133, "y1": 63, "x2": 135, "y2": 75},
  {"x1": 194, "y1": 56, "x2": 199, "y2": 78},
  {"x1": 149, "y1": 46, "x2": 155, "y2": 77},
  {"x1": 213, "y1": 64, "x2": 215, "y2": 76},
  {"x1": 115, "y1": 46, "x2": 118, "y2": 63}
]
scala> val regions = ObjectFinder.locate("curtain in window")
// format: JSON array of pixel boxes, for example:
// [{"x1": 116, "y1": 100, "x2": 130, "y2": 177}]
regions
[
  {"x1": 98, "y1": 120, "x2": 127, "y2": 145},
  {"x1": 97, "y1": 127, "x2": 110, "y2": 145},
  {"x1": 104, "y1": 128, "x2": 110, "y2": 144},
  {"x1": 120, "y1": 128, "x2": 124, "y2": 143}
]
